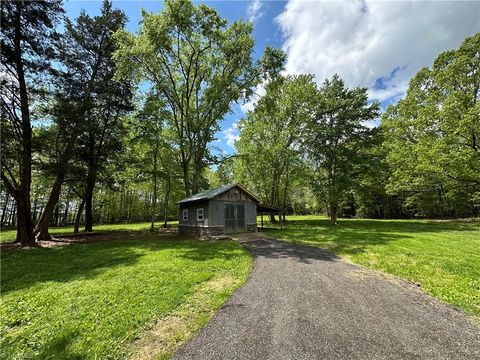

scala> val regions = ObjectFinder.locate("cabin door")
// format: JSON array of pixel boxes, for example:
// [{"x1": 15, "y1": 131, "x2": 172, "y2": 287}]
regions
[{"x1": 224, "y1": 203, "x2": 246, "y2": 233}]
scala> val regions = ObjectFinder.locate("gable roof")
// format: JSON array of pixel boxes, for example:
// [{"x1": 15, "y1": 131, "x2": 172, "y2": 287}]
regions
[{"x1": 178, "y1": 183, "x2": 260, "y2": 205}]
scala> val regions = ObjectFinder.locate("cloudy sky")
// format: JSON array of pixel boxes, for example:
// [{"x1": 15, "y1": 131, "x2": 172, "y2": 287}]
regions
[{"x1": 64, "y1": 0, "x2": 480, "y2": 154}]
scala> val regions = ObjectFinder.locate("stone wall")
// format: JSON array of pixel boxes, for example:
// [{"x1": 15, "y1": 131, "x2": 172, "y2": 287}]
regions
[
  {"x1": 178, "y1": 225, "x2": 224, "y2": 239},
  {"x1": 247, "y1": 224, "x2": 257, "y2": 233}
]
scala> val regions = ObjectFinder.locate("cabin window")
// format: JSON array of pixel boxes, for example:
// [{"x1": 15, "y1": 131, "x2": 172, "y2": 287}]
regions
[
  {"x1": 197, "y1": 208, "x2": 204, "y2": 221},
  {"x1": 183, "y1": 209, "x2": 188, "y2": 221}
]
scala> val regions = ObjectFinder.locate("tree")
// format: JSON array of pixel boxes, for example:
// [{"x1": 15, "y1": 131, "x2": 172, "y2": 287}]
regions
[
  {"x1": 235, "y1": 74, "x2": 318, "y2": 220},
  {"x1": 0, "y1": 0, "x2": 63, "y2": 245},
  {"x1": 308, "y1": 75, "x2": 380, "y2": 224},
  {"x1": 129, "y1": 94, "x2": 176, "y2": 231},
  {"x1": 34, "y1": 0, "x2": 129, "y2": 239},
  {"x1": 382, "y1": 34, "x2": 480, "y2": 217},
  {"x1": 114, "y1": 0, "x2": 275, "y2": 197}
]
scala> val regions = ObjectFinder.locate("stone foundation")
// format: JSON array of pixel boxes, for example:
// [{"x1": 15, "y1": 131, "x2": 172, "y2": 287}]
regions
[
  {"x1": 178, "y1": 225, "x2": 224, "y2": 239},
  {"x1": 247, "y1": 223, "x2": 257, "y2": 232}
]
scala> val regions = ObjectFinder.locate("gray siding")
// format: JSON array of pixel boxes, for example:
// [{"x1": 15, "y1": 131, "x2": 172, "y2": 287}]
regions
[
  {"x1": 179, "y1": 201, "x2": 209, "y2": 226},
  {"x1": 211, "y1": 200, "x2": 224, "y2": 226},
  {"x1": 215, "y1": 187, "x2": 257, "y2": 203},
  {"x1": 245, "y1": 202, "x2": 257, "y2": 224},
  {"x1": 178, "y1": 185, "x2": 258, "y2": 235},
  {"x1": 209, "y1": 199, "x2": 257, "y2": 226}
]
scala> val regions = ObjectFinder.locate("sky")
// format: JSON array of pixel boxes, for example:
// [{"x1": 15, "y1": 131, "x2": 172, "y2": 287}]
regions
[{"x1": 64, "y1": 0, "x2": 480, "y2": 155}]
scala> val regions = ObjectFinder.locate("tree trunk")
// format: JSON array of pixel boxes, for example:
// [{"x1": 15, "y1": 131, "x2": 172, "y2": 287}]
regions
[
  {"x1": 74, "y1": 197, "x2": 86, "y2": 233},
  {"x1": 163, "y1": 176, "x2": 170, "y2": 228},
  {"x1": 329, "y1": 201, "x2": 338, "y2": 225},
  {"x1": 150, "y1": 149, "x2": 158, "y2": 232},
  {"x1": 54, "y1": 205, "x2": 60, "y2": 227},
  {"x1": 32, "y1": 197, "x2": 38, "y2": 223},
  {"x1": 84, "y1": 132, "x2": 96, "y2": 232},
  {"x1": 15, "y1": 196, "x2": 35, "y2": 246},
  {"x1": 1, "y1": 194, "x2": 9, "y2": 227},
  {"x1": 84, "y1": 174, "x2": 96, "y2": 232},
  {"x1": 10, "y1": 2, "x2": 34, "y2": 246},
  {"x1": 9, "y1": 205, "x2": 16, "y2": 227},
  {"x1": 63, "y1": 199, "x2": 70, "y2": 225},
  {"x1": 35, "y1": 173, "x2": 65, "y2": 240}
]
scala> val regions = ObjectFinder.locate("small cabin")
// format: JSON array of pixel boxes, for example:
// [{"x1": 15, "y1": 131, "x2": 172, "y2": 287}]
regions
[{"x1": 177, "y1": 184, "x2": 259, "y2": 238}]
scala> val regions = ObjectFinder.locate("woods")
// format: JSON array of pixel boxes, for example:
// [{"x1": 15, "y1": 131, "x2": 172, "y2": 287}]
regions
[{"x1": 1, "y1": 0, "x2": 479, "y2": 246}]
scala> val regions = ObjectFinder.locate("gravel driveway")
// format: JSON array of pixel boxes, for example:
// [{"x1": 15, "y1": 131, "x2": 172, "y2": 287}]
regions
[{"x1": 173, "y1": 235, "x2": 480, "y2": 360}]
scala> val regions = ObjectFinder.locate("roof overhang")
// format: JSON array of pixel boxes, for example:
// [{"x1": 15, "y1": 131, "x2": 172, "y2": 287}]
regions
[{"x1": 177, "y1": 183, "x2": 260, "y2": 205}]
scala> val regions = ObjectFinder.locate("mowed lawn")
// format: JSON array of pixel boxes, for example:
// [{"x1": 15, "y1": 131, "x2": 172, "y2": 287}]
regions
[
  {"x1": 0, "y1": 221, "x2": 179, "y2": 243},
  {"x1": 265, "y1": 215, "x2": 480, "y2": 318},
  {"x1": 0, "y1": 233, "x2": 251, "y2": 359}
]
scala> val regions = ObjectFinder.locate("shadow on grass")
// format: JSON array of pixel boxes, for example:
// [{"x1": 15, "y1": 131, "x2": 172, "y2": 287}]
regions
[
  {"x1": 38, "y1": 329, "x2": 83, "y2": 360},
  {"x1": 265, "y1": 218, "x2": 480, "y2": 257},
  {"x1": 0, "y1": 238, "x2": 235, "y2": 295}
]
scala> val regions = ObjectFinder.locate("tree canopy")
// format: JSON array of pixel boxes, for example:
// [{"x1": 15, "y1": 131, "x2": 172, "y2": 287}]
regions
[{"x1": 1, "y1": 0, "x2": 478, "y2": 245}]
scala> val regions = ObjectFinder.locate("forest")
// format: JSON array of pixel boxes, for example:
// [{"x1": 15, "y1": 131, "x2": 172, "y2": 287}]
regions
[{"x1": 2, "y1": 0, "x2": 479, "y2": 246}]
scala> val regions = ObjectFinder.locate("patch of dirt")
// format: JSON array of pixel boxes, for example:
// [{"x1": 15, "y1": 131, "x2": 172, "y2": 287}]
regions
[{"x1": 128, "y1": 275, "x2": 240, "y2": 360}]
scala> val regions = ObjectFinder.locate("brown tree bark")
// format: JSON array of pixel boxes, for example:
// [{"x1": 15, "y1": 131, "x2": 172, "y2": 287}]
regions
[
  {"x1": 1, "y1": 194, "x2": 10, "y2": 227},
  {"x1": 163, "y1": 176, "x2": 170, "y2": 228},
  {"x1": 74, "y1": 197, "x2": 86, "y2": 234},
  {"x1": 0, "y1": 3, "x2": 36, "y2": 246},
  {"x1": 150, "y1": 148, "x2": 158, "y2": 232},
  {"x1": 35, "y1": 172, "x2": 65, "y2": 240},
  {"x1": 329, "y1": 201, "x2": 338, "y2": 225}
]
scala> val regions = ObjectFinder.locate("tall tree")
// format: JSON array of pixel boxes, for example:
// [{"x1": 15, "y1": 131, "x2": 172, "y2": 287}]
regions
[
  {"x1": 114, "y1": 0, "x2": 277, "y2": 196},
  {"x1": 34, "y1": 0, "x2": 129, "y2": 239},
  {"x1": 235, "y1": 74, "x2": 317, "y2": 219},
  {"x1": 0, "y1": 0, "x2": 63, "y2": 245},
  {"x1": 382, "y1": 33, "x2": 480, "y2": 217},
  {"x1": 308, "y1": 75, "x2": 380, "y2": 224},
  {"x1": 130, "y1": 94, "x2": 175, "y2": 231}
]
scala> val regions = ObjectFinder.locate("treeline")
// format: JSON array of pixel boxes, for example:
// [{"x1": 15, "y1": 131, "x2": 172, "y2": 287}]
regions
[
  {"x1": 1, "y1": 0, "x2": 479, "y2": 246},
  {"x1": 1, "y1": 0, "x2": 282, "y2": 245},
  {"x1": 232, "y1": 34, "x2": 480, "y2": 222},
  {"x1": 0, "y1": 186, "x2": 177, "y2": 229}
]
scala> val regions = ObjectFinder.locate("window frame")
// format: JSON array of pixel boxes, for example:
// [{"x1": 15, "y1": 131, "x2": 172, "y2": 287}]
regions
[
  {"x1": 197, "y1": 208, "x2": 204, "y2": 221},
  {"x1": 182, "y1": 209, "x2": 188, "y2": 221}
]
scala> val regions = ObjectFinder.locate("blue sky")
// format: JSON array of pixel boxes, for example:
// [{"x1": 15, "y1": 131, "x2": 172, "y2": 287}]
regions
[
  {"x1": 64, "y1": 0, "x2": 286, "y2": 155},
  {"x1": 64, "y1": 0, "x2": 480, "y2": 155}
]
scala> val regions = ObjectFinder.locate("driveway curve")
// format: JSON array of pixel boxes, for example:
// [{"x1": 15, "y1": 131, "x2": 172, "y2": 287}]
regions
[{"x1": 173, "y1": 235, "x2": 480, "y2": 360}]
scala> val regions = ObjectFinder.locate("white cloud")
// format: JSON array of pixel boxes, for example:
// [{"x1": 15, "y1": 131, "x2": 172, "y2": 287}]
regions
[
  {"x1": 223, "y1": 122, "x2": 240, "y2": 149},
  {"x1": 277, "y1": 0, "x2": 480, "y2": 103},
  {"x1": 240, "y1": 82, "x2": 267, "y2": 113},
  {"x1": 247, "y1": 0, "x2": 264, "y2": 23}
]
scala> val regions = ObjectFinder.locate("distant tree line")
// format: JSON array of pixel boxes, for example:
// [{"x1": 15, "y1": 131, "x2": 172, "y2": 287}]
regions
[
  {"x1": 233, "y1": 33, "x2": 480, "y2": 223},
  {"x1": 1, "y1": 0, "x2": 478, "y2": 246}
]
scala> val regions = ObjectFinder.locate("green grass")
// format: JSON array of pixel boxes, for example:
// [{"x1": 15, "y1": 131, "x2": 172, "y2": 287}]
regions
[
  {"x1": 0, "y1": 221, "x2": 178, "y2": 243},
  {"x1": 264, "y1": 215, "x2": 480, "y2": 318},
  {"x1": 0, "y1": 233, "x2": 251, "y2": 359}
]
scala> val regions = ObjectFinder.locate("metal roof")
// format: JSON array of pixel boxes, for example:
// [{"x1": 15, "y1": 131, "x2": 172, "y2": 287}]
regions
[{"x1": 178, "y1": 183, "x2": 260, "y2": 204}]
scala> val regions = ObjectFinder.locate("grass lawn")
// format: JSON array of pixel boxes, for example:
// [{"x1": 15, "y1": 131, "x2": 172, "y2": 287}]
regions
[
  {"x1": 0, "y1": 221, "x2": 178, "y2": 244},
  {"x1": 0, "y1": 233, "x2": 251, "y2": 359},
  {"x1": 264, "y1": 215, "x2": 480, "y2": 319}
]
